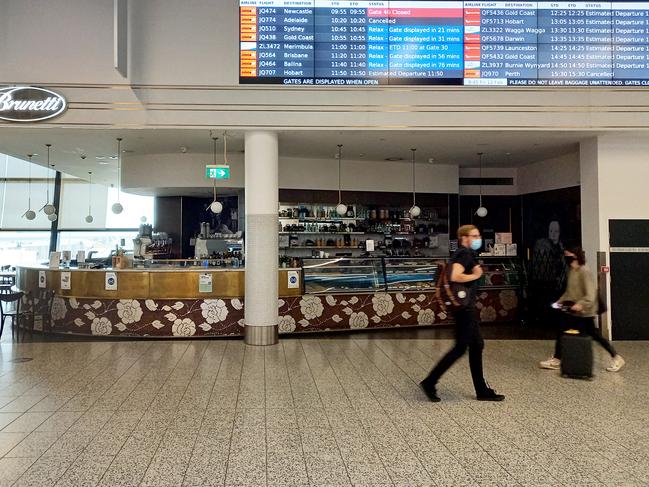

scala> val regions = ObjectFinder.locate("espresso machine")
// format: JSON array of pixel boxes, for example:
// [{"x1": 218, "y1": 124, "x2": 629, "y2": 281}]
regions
[{"x1": 133, "y1": 223, "x2": 153, "y2": 259}]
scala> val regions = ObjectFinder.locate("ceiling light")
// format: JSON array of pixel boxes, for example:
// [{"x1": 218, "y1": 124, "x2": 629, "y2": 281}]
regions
[
  {"x1": 209, "y1": 134, "x2": 222, "y2": 214},
  {"x1": 23, "y1": 154, "x2": 36, "y2": 221},
  {"x1": 336, "y1": 144, "x2": 347, "y2": 217},
  {"x1": 385, "y1": 157, "x2": 403, "y2": 161},
  {"x1": 98, "y1": 161, "x2": 110, "y2": 165},
  {"x1": 111, "y1": 138, "x2": 124, "y2": 214},
  {"x1": 409, "y1": 148, "x2": 421, "y2": 218},
  {"x1": 475, "y1": 152, "x2": 487, "y2": 218}
]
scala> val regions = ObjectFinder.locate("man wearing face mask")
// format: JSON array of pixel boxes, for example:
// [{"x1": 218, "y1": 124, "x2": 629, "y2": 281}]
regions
[
  {"x1": 539, "y1": 246, "x2": 625, "y2": 372},
  {"x1": 420, "y1": 225, "x2": 505, "y2": 402}
]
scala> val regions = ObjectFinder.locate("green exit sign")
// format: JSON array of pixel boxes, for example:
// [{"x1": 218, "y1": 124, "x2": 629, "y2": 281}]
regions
[{"x1": 206, "y1": 165, "x2": 230, "y2": 180}]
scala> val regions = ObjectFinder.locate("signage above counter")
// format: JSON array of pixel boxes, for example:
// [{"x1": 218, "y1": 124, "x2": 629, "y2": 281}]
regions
[{"x1": 0, "y1": 86, "x2": 67, "y2": 122}]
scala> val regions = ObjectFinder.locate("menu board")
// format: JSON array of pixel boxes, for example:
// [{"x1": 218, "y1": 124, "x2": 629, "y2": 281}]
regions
[{"x1": 239, "y1": 1, "x2": 649, "y2": 86}]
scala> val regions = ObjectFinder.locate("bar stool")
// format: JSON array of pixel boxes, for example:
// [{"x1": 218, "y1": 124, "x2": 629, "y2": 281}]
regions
[
  {"x1": 0, "y1": 291, "x2": 33, "y2": 339},
  {"x1": 33, "y1": 290, "x2": 55, "y2": 333}
]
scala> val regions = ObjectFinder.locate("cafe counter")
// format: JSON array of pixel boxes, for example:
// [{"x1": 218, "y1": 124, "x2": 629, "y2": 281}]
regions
[
  {"x1": 16, "y1": 264, "x2": 301, "y2": 338},
  {"x1": 16, "y1": 256, "x2": 521, "y2": 338}
]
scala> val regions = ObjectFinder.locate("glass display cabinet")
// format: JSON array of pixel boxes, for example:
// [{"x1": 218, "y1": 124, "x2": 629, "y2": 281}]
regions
[
  {"x1": 476, "y1": 256, "x2": 524, "y2": 290},
  {"x1": 384, "y1": 258, "x2": 442, "y2": 291},
  {"x1": 302, "y1": 257, "x2": 444, "y2": 294},
  {"x1": 302, "y1": 258, "x2": 385, "y2": 294}
]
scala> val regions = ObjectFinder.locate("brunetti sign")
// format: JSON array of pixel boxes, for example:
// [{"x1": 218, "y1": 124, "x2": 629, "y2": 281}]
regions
[{"x1": 0, "y1": 86, "x2": 67, "y2": 122}]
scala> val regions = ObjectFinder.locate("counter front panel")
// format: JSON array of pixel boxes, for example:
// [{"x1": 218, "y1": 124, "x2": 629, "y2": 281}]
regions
[{"x1": 16, "y1": 259, "x2": 520, "y2": 338}]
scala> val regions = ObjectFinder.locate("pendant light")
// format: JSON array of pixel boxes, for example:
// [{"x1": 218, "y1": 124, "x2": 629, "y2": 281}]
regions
[
  {"x1": 22, "y1": 154, "x2": 36, "y2": 220},
  {"x1": 408, "y1": 148, "x2": 421, "y2": 218},
  {"x1": 476, "y1": 152, "x2": 488, "y2": 218},
  {"x1": 209, "y1": 134, "x2": 222, "y2": 214},
  {"x1": 85, "y1": 171, "x2": 94, "y2": 223},
  {"x1": 111, "y1": 137, "x2": 124, "y2": 214},
  {"x1": 335, "y1": 144, "x2": 347, "y2": 216},
  {"x1": 47, "y1": 163, "x2": 58, "y2": 222},
  {"x1": 41, "y1": 144, "x2": 56, "y2": 216}
]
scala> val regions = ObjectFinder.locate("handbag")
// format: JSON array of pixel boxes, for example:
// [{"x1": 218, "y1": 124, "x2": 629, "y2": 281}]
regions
[{"x1": 435, "y1": 263, "x2": 471, "y2": 312}]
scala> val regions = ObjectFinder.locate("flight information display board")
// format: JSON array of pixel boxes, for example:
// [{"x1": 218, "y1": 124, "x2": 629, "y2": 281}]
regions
[{"x1": 239, "y1": 1, "x2": 649, "y2": 86}]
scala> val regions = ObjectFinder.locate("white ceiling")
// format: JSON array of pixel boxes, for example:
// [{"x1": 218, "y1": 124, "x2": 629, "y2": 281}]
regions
[{"x1": 0, "y1": 126, "x2": 609, "y2": 188}]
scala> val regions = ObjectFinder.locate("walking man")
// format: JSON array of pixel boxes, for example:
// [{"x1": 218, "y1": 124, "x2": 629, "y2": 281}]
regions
[{"x1": 420, "y1": 224, "x2": 505, "y2": 402}]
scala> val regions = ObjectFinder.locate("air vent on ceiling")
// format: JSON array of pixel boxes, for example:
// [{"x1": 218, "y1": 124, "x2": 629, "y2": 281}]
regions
[{"x1": 459, "y1": 177, "x2": 514, "y2": 186}]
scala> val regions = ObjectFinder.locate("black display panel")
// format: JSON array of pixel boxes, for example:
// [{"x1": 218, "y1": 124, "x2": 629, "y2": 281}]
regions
[{"x1": 239, "y1": 1, "x2": 649, "y2": 86}]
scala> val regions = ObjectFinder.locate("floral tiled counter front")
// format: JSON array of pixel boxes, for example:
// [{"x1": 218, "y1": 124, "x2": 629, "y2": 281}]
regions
[{"x1": 48, "y1": 289, "x2": 518, "y2": 337}]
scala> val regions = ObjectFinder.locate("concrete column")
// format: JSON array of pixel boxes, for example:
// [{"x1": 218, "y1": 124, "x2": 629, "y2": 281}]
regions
[
  {"x1": 580, "y1": 135, "x2": 649, "y2": 338},
  {"x1": 244, "y1": 131, "x2": 279, "y2": 345}
]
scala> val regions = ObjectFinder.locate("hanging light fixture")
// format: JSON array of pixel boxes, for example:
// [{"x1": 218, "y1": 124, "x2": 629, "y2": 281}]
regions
[
  {"x1": 335, "y1": 144, "x2": 347, "y2": 216},
  {"x1": 85, "y1": 171, "x2": 94, "y2": 223},
  {"x1": 409, "y1": 148, "x2": 421, "y2": 218},
  {"x1": 47, "y1": 163, "x2": 58, "y2": 222},
  {"x1": 476, "y1": 152, "x2": 488, "y2": 218},
  {"x1": 209, "y1": 134, "x2": 222, "y2": 214},
  {"x1": 41, "y1": 144, "x2": 56, "y2": 216},
  {"x1": 111, "y1": 137, "x2": 124, "y2": 214},
  {"x1": 23, "y1": 154, "x2": 36, "y2": 220}
]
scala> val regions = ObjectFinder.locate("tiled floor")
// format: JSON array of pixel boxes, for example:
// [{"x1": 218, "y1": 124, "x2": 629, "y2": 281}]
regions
[{"x1": 0, "y1": 332, "x2": 647, "y2": 486}]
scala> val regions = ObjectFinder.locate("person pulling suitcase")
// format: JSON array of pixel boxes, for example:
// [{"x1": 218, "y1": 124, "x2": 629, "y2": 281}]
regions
[{"x1": 539, "y1": 246, "x2": 625, "y2": 373}]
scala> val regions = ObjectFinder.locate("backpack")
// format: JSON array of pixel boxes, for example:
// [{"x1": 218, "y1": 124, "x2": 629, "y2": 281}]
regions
[{"x1": 435, "y1": 262, "x2": 471, "y2": 312}]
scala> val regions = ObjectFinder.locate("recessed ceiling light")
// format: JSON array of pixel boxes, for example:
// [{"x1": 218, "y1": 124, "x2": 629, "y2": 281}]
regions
[
  {"x1": 359, "y1": 153, "x2": 365, "y2": 158},
  {"x1": 505, "y1": 152, "x2": 512, "y2": 156},
  {"x1": 96, "y1": 156, "x2": 106, "y2": 160},
  {"x1": 385, "y1": 157, "x2": 403, "y2": 161},
  {"x1": 109, "y1": 155, "x2": 118, "y2": 160},
  {"x1": 98, "y1": 161, "x2": 110, "y2": 165}
]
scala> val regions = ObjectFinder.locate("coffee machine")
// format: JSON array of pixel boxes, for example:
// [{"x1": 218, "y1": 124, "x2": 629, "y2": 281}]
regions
[{"x1": 133, "y1": 224, "x2": 153, "y2": 259}]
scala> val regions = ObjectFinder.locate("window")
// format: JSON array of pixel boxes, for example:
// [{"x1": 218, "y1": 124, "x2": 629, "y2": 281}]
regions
[
  {"x1": 58, "y1": 231, "x2": 138, "y2": 259},
  {"x1": 0, "y1": 231, "x2": 51, "y2": 266},
  {"x1": 1, "y1": 153, "x2": 155, "y2": 266}
]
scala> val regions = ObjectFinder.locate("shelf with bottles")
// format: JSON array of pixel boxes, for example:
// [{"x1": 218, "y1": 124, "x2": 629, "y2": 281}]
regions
[
  {"x1": 279, "y1": 204, "x2": 358, "y2": 220},
  {"x1": 286, "y1": 246, "x2": 362, "y2": 249},
  {"x1": 278, "y1": 217, "x2": 358, "y2": 222},
  {"x1": 280, "y1": 232, "x2": 365, "y2": 235}
]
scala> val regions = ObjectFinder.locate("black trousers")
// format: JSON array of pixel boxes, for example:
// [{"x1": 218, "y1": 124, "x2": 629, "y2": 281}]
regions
[
  {"x1": 554, "y1": 313, "x2": 616, "y2": 359},
  {"x1": 422, "y1": 306, "x2": 488, "y2": 394}
]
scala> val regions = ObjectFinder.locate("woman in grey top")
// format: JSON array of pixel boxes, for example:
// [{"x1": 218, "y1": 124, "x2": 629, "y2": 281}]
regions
[{"x1": 539, "y1": 246, "x2": 625, "y2": 372}]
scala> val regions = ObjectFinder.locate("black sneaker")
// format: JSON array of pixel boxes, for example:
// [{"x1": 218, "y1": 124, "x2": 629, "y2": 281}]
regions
[
  {"x1": 420, "y1": 381, "x2": 441, "y2": 402},
  {"x1": 476, "y1": 388, "x2": 505, "y2": 401}
]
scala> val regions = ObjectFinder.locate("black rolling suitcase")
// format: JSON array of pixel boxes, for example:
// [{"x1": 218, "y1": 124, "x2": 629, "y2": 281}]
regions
[{"x1": 560, "y1": 330, "x2": 593, "y2": 379}]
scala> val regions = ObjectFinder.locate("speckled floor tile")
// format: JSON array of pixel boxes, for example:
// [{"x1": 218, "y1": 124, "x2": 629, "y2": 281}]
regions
[
  {"x1": 5, "y1": 431, "x2": 61, "y2": 458},
  {"x1": 1, "y1": 336, "x2": 648, "y2": 486},
  {"x1": 0, "y1": 457, "x2": 36, "y2": 484}
]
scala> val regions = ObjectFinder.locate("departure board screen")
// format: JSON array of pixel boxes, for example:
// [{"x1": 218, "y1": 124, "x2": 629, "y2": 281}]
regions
[{"x1": 239, "y1": 1, "x2": 649, "y2": 86}]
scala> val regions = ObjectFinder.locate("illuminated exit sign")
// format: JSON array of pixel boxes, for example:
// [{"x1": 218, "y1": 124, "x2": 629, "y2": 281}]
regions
[{"x1": 205, "y1": 164, "x2": 230, "y2": 180}]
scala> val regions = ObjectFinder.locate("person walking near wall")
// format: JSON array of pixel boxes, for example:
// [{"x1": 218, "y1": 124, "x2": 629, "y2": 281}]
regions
[
  {"x1": 420, "y1": 224, "x2": 505, "y2": 402},
  {"x1": 539, "y1": 246, "x2": 625, "y2": 372}
]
